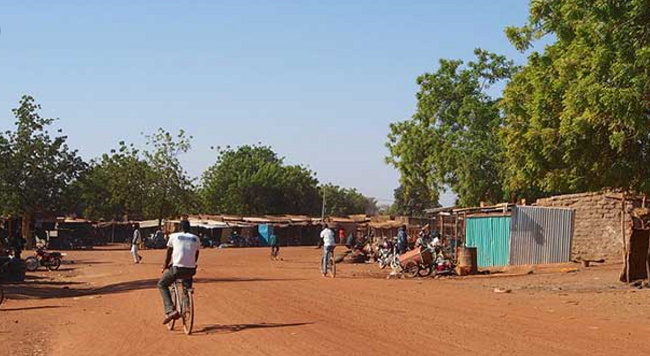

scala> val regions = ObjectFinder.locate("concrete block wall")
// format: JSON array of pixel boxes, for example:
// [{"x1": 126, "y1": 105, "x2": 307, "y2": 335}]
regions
[{"x1": 536, "y1": 192, "x2": 637, "y2": 262}]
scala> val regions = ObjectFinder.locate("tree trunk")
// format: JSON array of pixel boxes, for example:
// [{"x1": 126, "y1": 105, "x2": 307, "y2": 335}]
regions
[
  {"x1": 158, "y1": 197, "x2": 167, "y2": 230},
  {"x1": 22, "y1": 212, "x2": 33, "y2": 249}
]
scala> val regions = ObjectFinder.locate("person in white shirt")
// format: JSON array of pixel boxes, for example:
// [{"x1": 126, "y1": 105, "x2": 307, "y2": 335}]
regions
[
  {"x1": 431, "y1": 229, "x2": 442, "y2": 254},
  {"x1": 415, "y1": 227, "x2": 432, "y2": 249},
  {"x1": 131, "y1": 226, "x2": 142, "y2": 264},
  {"x1": 158, "y1": 218, "x2": 200, "y2": 324},
  {"x1": 320, "y1": 224, "x2": 336, "y2": 276}
]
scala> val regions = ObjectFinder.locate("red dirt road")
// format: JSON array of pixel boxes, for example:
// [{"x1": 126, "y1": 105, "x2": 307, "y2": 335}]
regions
[{"x1": 2, "y1": 246, "x2": 650, "y2": 356}]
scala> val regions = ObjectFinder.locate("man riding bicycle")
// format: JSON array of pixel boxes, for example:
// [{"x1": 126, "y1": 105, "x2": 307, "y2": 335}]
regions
[
  {"x1": 320, "y1": 224, "x2": 335, "y2": 277},
  {"x1": 158, "y1": 216, "x2": 200, "y2": 325}
]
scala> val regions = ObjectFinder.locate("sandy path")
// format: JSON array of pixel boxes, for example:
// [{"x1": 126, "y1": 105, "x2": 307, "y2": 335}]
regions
[{"x1": 2, "y1": 246, "x2": 650, "y2": 356}]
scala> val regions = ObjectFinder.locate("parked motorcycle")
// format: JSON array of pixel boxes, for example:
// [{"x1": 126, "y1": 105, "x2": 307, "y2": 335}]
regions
[
  {"x1": 379, "y1": 243, "x2": 402, "y2": 272},
  {"x1": 432, "y1": 251, "x2": 456, "y2": 277},
  {"x1": 377, "y1": 240, "x2": 396, "y2": 269},
  {"x1": 24, "y1": 247, "x2": 63, "y2": 272},
  {"x1": 144, "y1": 232, "x2": 167, "y2": 249},
  {"x1": 200, "y1": 235, "x2": 217, "y2": 248}
]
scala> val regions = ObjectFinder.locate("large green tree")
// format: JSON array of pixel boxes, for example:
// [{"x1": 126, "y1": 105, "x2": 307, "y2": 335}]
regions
[
  {"x1": 0, "y1": 96, "x2": 85, "y2": 244},
  {"x1": 502, "y1": 0, "x2": 650, "y2": 200},
  {"x1": 79, "y1": 142, "x2": 154, "y2": 221},
  {"x1": 321, "y1": 183, "x2": 373, "y2": 217},
  {"x1": 387, "y1": 49, "x2": 516, "y2": 207},
  {"x1": 200, "y1": 145, "x2": 321, "y2": 215},
  {"x1": 144, "y1": 128, "x2": 196, "y2": 226},
  {"x1": 388, "y1": 185, "x2": 439, "y2": 216}
]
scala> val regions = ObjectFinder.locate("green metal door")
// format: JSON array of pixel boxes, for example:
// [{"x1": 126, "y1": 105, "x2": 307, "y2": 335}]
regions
[{"x1": 465, "y1": 216, "x2": 511, "y2": 267}]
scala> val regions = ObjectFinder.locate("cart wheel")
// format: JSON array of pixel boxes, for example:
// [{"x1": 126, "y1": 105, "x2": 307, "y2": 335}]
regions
[
  {"x1": 417, "y1": 265, "x2": 433, "y2": 277},
  {"x1": 404, "y1": 262, "x2": 419, "y2": 278}
]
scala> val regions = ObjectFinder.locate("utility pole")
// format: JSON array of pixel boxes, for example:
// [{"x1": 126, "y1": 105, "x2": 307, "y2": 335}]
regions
[{"x1": 321, "y1": 189, "x2": 327, "y2": 221}]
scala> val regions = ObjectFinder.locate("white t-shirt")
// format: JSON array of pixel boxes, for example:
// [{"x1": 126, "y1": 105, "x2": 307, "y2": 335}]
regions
[
  {"x1": 432, "y1": 237, "x2": 441, "y2": 247},
  {"x1": 132, "y1": 229, "x2": 141, "y2": 245},
  {"x1": 167, "y1": 232, "x2": 200, "y2": 268},
  {"x1": 320, "y1": 228, "x2": 335, "y2": 247}
]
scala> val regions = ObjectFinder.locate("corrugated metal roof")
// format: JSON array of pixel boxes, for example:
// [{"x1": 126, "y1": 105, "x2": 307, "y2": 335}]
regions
[
  {"x1": 138, "y1": 220, "x2": 160, "y2": 229},
  {"x1": 509, "y1": 206, "x2": 574, "y2": 265},
  {"x1": 243, "y1": 217, "x2": 273, "y2": 223},
  {"x1": 328, "y1": 217, "x2": 356, "y2": 223}
]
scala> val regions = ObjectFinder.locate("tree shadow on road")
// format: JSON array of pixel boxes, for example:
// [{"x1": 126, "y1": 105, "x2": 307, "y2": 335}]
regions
[
  {"x1": 195, "y1": 322, "x2": 314, "y2": 335},
  {"x1": 0, "y1": 305, "x2": 67, "y2": 312},
  {"x1": 4, "y1": 277, "x2": 305, "y2": 300}
]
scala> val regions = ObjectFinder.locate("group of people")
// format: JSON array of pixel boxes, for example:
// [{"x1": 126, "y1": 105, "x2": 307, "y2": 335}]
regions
[
  {"x1": 151, "y1": 219, "x2": 444, "y2": 323},
  {"x1": 386, "y1": 224, "x2": 442, "y2": 257}
]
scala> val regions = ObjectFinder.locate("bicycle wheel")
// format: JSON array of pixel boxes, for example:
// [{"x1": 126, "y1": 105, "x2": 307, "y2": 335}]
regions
[
  {"x1": 404, "y1": 261, "x2": 419, "y2": 278},
  {"x1": 182, "y1": 289, "x2": 194, "y2": 335},
  {"x1": 417, "y1": 265, "x2": 433, "y2": 278},
  {"x1": 328, "y1": 254, "x2": 336, "y2": 278},
  {"x1": 167, "y1": 283, "x2": 177, "y2": 331}
]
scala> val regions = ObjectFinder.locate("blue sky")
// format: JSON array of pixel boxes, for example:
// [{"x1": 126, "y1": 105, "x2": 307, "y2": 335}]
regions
[{"x1": 0, "y1": 0, "x2": 537, "y2": 206}]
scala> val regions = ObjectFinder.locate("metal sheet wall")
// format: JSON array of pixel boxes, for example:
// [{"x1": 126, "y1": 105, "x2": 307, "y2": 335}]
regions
[
  {"x1": 465, "y1": 216, "x2": 511, "y2": 267},
  {"x1": 509, "y1": 206, "x2": 574, "y2": 265}
]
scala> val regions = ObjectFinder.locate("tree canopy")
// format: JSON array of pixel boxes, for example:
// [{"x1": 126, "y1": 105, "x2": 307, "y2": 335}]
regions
[
  {"x1": 143, "y1": 128, "x2": 196, "y2": 224},
  {"x1": 387, "y1": 49, "x2": 516, "y2": 208},
  {"x1": 0, "y1": 96, "x2": 85, "y2": 242},
  {"x1": 321, "y1": 183, "x2": 374, "y2": 217},
  {"x1": 502, "y1": 0, "x2": 650, "y2": 200},
  {"x1": 79, "y1": 142, "x2": 154, "y2": 221},
  {"x1": 388, "y1": 0, "x2": 650, "y2": 207},
  {"x1": 200, "y1": 145, "x2": 321, "y2": 216}
]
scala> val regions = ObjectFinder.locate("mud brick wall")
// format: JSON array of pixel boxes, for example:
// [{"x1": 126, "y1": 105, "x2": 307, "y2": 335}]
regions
[{"x1": 536, "y1": 192, "x2": 638, "y2": 262}]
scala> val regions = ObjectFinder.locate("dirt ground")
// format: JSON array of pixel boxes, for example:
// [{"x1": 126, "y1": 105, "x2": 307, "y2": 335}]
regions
[{"x1": 2, "y1": 246, "x2": 650, "y2": 356}]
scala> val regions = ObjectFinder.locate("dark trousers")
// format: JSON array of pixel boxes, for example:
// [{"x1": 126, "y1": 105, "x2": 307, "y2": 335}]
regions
[
  {"x1": 158, "y1": 266, "x2": 196, "y2": 314},
  {"x1": 271, "y1": 245, "x2": 280, "y2": 256}
]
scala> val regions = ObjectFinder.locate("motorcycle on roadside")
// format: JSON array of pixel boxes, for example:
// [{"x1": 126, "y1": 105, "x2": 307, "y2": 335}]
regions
[
  {"x1": 24, "y1": 247, "x2": 64, "y2": 272},
  {"x1": 431, "y1": 247, "x2": 456, "y2": 277},
  {"x1": 377, "y1": 239, "x2": 400, "y2": 270}
]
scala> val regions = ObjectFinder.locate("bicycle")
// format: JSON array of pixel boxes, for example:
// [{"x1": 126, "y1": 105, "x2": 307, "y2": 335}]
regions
[
  {"x1": 167, "y1": 279, "x2": 194, "y2": 335},
  {"x1": 325, "y1": 249, "x2": 336, "y2": 278}
]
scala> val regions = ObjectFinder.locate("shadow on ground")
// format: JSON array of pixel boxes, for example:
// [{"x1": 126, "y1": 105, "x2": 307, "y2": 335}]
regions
[
  {"x1": 195, "y1": 322, "x2": 314, "y2": 335},
  {"x1": 0, "y1": 305, "x2": 67, "y2": 312},
  {"x1": 3, "y1": 277, "x2": 306, "y2": 300}
]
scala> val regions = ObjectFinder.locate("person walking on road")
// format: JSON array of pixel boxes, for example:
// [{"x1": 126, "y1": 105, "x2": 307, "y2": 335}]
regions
[
  {"x1": 131, "y1": 225, "x2": 143, "y2": 264},
  {"x1": 397, "y1": 225, "x2": 409, "y2": 256},
  {"x1": 269, "y1": 233, "x2": 280, "y2": 260},
  {"x1": 320, "y1": 224, "x2": 336, "y2": 277},
  {"x1": 158, "y1": 219, "x2": 200, "y2": 324},
  {"x1": 338, "y1": 228, "x2": 346, "y2": 245}
]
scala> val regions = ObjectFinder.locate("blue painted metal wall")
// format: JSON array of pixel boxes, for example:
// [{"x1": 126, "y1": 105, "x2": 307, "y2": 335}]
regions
[{"x1": 465, "y1": 216, "x2": 511, "y2": 267}]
